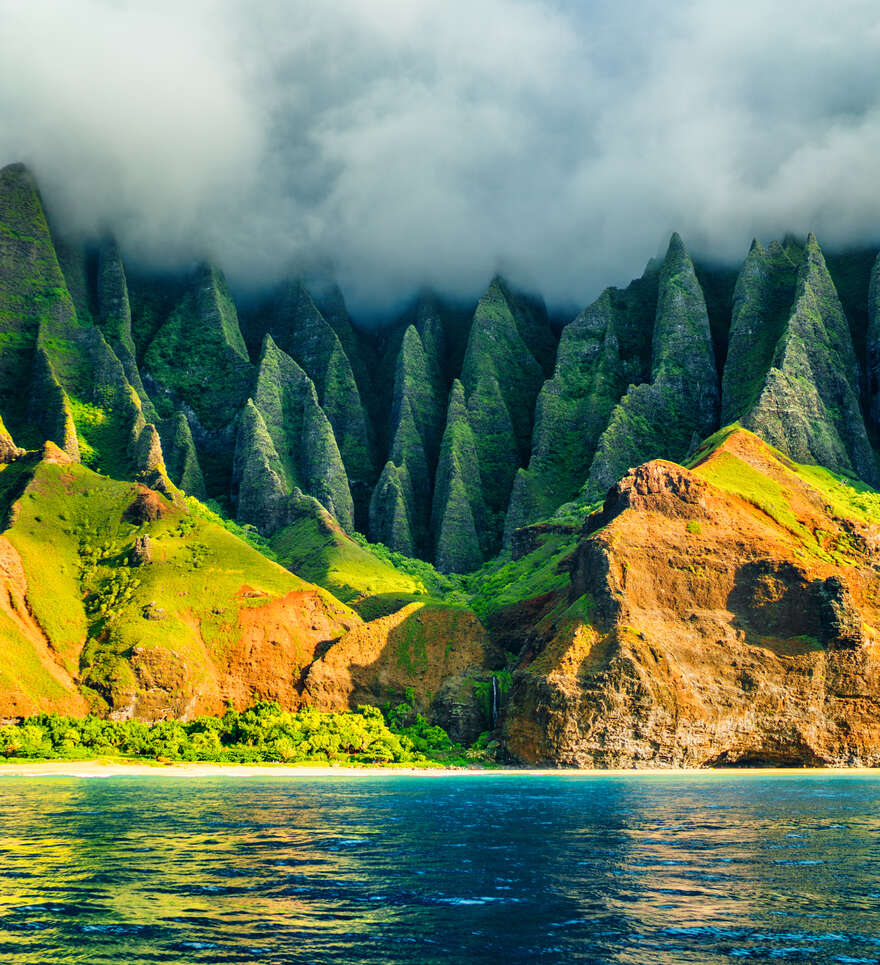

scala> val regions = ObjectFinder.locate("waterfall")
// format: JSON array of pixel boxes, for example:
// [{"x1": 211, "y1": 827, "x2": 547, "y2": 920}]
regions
[{"x1": 490, "y1": 676, "x2": 499, "y2": 730}]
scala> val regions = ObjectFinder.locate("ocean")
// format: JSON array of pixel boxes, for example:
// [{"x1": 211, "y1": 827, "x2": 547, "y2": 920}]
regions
[{"x1": 1, "y1": 772, "x2": 879, "y2": 963}]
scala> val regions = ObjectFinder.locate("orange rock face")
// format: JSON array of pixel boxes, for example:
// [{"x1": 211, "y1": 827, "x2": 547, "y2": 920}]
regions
[
  {"x1": 302, "y1": 602, "x2": 493, "y2": 742},
  {"x1": 503, "y1": 431, "x2": 880, "y2": 767},
  {"x1": 218, "y1": 588, "x2": 361, "y2": 711}
]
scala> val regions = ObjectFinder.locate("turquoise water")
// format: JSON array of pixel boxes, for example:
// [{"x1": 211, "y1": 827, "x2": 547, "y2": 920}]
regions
[{"x1": 0, "y1": 773, "x2": 879, "y2": 963}]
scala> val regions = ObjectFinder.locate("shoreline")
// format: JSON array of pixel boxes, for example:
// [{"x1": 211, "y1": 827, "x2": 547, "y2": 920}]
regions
[{"x1": 0, "y1": 760, "x2": 878, "y2": 778}]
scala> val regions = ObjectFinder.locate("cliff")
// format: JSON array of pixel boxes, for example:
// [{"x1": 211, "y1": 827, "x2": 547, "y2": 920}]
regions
[
  {"x1": 503, "y1": 429, "x2": 880, "y2": 766},
  {"x1": 3, "y1": 161, "x2": 880, "y2": 764},
  {"x1": 506, "y1": 264, "x2": 657, "y2": 534},
  {"x1": 585, "y1": 234, "x2": 719, "y2": 497},
  {"x1": 725, "y1": 235, "x2": 878, "y2": 485}
]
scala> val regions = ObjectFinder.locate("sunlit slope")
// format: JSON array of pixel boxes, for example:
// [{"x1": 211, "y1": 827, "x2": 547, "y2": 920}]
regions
[
  {"x1": 503, "y1": 428, "x2": 880, "y2": 766},
  {"x1": 0, "y1": 444, "x2": 358, "y2": 719}
]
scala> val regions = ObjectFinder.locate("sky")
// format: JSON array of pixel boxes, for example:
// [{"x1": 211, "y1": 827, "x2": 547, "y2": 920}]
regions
[{"x1": 1, "y1": 0, "x2": 879, "y2": 314}]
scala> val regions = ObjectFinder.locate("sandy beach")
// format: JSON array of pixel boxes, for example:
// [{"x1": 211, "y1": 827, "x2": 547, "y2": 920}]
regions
[{"x1": 0, "y1": 760, "x2": 878, "y2": 779}]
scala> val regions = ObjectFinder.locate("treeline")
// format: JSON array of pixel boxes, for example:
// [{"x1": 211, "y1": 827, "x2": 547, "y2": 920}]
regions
[{"x1": 0, "y1": 701, "x2": 464, "y2": 766}]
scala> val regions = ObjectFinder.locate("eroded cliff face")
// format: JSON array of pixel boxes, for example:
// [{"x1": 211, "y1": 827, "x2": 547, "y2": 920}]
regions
[
  {"x1": 5, "y1": 160, "x2": 880, "y2": 757},
  {"x1": 0, "y1": 444, "x2": 494, "y2": 728},
  {"x1": 301, "y1": 602, "x2": 494, "y2": 744},
  {"x1": 503, "y1": 430, "x2": 880, "y2": 767}
]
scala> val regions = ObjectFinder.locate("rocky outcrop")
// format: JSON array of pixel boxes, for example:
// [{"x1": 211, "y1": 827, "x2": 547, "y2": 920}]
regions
[
  {"x1": 406, "y1": 292, "x2": 448, "y2": 385},
  {"x1": 0, "y1": 165, "x2": 172, "y2": 482},
  {"x1": 265, "y1": 280, "x2": 375, "y2": 514},
  {"x1": 506, "y1": 266, "x2": 657, "y2": 534},
  {"x1": 27, "y1": 348, "x2": 80, "y2": 460},
  {"x1": 301, "y1": 601, "x2": 491, "y2": 741},
  {"x1": 369, "y1": 460, "x2": 417, "y2": 556},
  {"x1": 393, "y1": 325, "x2": 445, "y2": 469},
  {"x1": 0, "y1": 414, "x2": 23, "y2": 463},
  {"x1": 817, "y1": 576, "x2": 863, "y2": 650},
  {"x1": 729, "y1": 235, "x2": 878, "y2": 484},
  {"x1": 721, "y1": 239, "x2": 798, "y2": 424},
  {"x1": 0, "y1": 164, "x2": 81, "y2": 439},
  {"x1": 430, "y1": 380, "x2": 490, "y2": 572},
  {"x1": 231, "y1": 400, "x2": 289, "y2": 535},
  {"x1": 310, "y1": 278, "x2": 379, "y2": 428},
  {"x1": 158, "y1": 411, "x2": 206, "y2": 498},
  {"x1": 96, "y1": 239, "x2": 158, "y2": 421},
  {"x1": 459, "y1": 277, "x2": 556, "y2": 554},
  {"x1": 233, "y1": 336, "x2": 353, "y2": 535},
  {"x1": 123, "y1": 486, "x2": 170, "y2": 524},
  {"x1": 586, "y1": 234, "x2": 719, "y2": 497},
  {"x1": 130, "y1": 534, "x2": 152, "y2": 566},
  {"x1": 143, "y1": 264, "x2": 254, "y2": 441},
  {"x1": 132, "y1": 423, "x2": 175, "y2": 496},
  {"x1": 53, "y1": 238, "x2": 95, "y2": 329},
  {"x1": 503, "y1": 430, "x2": 880, "y2": 767},
  {"x1": 368, "y1": 325, "x2": 444, "y2": 554}
]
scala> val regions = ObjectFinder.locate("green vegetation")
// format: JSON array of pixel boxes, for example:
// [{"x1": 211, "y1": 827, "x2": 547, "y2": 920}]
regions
[
  {"x1": 262, "y1": 280, "x2": 375, "y2": 499},
  {"x1": 459, "y1": 277, "x2": 556, "y2": 552},
  {"x1": 586, "y1": 234, "x2": 719, "y2": 497},
  {"x1": 143, "y1": 265, "x2": 254, "y2": 440},
  {"x1": 369, "y1": 324, "x2": 447, "y2": 556},
  {"x1": 383, "y1": 690, "x2": 499, "y2": 765},
  {"x1": 696, "y1": 449, "x2": 810, "y2": 541},
  {"x1": 368, "y1": 459, "x2": 418, "y2": 556},
  {"x1": 69, "y1": 398, "x2": 131, "y2": 475},
  {"x1": 272, "y1": 514, "x2": 424, "y2": 603},
  {"x1": 730, "y1": 235, "x2": 878, "y2": 485},
  {"x1": 692, "y1": 426, "x2": 880, "y2": 563},
  {"x1": 468, "y1": 532, "x2": 576, "y2": 621},
  {"x1": 472, "y1": 670, "x2": 513, "y2": 720},
  {"x1": 0, "y1": 164, "x2": 161, "y2": 482},
  {"x1": 0, "y1": 702, "x2": 454, "y2": 765},
  {"x1": 722, "y1": 240, "x2": 798, "y2": 423},
  {"x1": 270, "y1": 512, "x2": 466, "y2": 616},
  {"x1": 237, "y1": 336, "x2": 354, "y2": 533},
  {"x1": 793, "y1": 464, "x2": 880, "y2": 523},
  {"x1": 0, "y1": 164, "x2": 72, "y2": 436},
  {"x1": 185, "y1": 496, "x2": 280, "y2": 561},
  {"x1": 157, "y1": 412, "x2": 206, "y2": 498},
  {"x1": 353, "y1": 533, "x2": 464, "y2": 597},
  {"x1": 1, "y1": 454, "x2": 352, "y2": 713},
  {"x1": 431, "y1": 379, "x2": 491, "y2": 572},
  {"x1": 507, "y1": 269, "x2": 656, "y2": 531}
]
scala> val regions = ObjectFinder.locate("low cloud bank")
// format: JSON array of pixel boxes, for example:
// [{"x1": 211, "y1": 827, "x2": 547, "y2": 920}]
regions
[{"x1": 2, "y1": 0, "x2": 879, "y2": 312}]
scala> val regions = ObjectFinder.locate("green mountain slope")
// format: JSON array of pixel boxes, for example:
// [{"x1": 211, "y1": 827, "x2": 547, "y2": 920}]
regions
[
  {"x1": 505, "y1": 264, "x2": 657, "y2": 534},
  {"x1": 585, "y1": 233, "x2": 719, "y2": 496},
  {"x1": 0, "y1": 443, "x2": 358, "y2": 718},
  {"x1": 724, "y1": 235, "x2": 878, "y2": 485},
  {"x1": 458, "y1": 277, "x2": 557, "y2": 553}
]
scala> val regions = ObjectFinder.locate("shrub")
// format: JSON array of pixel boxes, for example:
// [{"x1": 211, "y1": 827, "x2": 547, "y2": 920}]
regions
[{"x1": 0, "y1": 702, "x2": 464, "y2": 767}]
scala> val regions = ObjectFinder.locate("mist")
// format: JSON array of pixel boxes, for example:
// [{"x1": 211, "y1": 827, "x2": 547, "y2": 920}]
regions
[{"x1": 2, "y1": 0, "x2": 879, "y2": 314}]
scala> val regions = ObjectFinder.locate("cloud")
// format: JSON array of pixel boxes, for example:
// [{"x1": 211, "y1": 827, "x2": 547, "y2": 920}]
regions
[{"x1": 1, "y1": 0, "x2": 879, "y2": 313}]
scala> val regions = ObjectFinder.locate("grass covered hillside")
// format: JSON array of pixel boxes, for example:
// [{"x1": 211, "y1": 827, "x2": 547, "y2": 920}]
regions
[
  {"x1": 0, "y1": 443, "x2": 358, "y2": 719},
  {"x1": 0, "y1": 440, "x2": 498, "y2": 744}
]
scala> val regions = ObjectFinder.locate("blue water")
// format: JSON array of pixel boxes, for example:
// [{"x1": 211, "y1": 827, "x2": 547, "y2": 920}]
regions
[{"x1": 0, "y1": 773, "x2": 879, "y2": 964}]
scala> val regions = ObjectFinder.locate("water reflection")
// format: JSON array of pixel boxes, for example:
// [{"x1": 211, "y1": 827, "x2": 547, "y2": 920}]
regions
[{"x1": 0, "y1": 774, "x2": 878, "y2": 963}]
